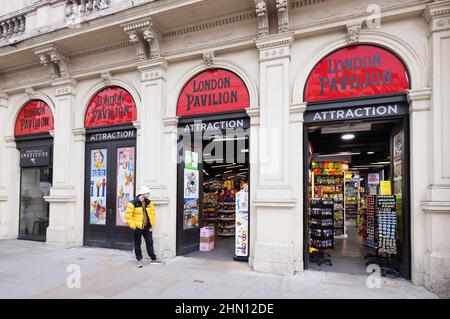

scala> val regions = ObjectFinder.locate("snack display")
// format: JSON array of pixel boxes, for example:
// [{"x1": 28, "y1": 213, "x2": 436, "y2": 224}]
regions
[
  {"x1": 202, "y1": 192, "x2": 218, "y2": 227},
  {"x1": 313, "y1": 169, "x2": 345, "y2": 237}
]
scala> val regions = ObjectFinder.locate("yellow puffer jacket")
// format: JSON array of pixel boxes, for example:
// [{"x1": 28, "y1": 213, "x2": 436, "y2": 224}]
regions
[{"x1": 125, "y1": 197, "x2": 156, "y2": 230}]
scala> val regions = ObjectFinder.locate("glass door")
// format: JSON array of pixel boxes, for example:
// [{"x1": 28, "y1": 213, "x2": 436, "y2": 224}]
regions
[
  {"x1": 84, "y1": 139, "x2": 135, "y2": 249},
  {"x1": 19, "y1": 167, "x2": 52, "y2": 241}
]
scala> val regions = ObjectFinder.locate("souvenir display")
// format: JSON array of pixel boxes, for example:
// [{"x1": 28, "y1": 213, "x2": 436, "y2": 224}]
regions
[
  {"x1": 235, "y1": 186, "x2": 249, "y2": 257},
  {"x1": 309, "y1": 198, "x2": 335, "y2": 249},
  {"x1": 364, "y1": 195, "x2": 377, "y2": 248},
  {"x1": 312, "y1": 163, "x2": 345, "y2": 237},
  {"x1": 377, "y1": 195, "x2": 397, "y2": 255}
]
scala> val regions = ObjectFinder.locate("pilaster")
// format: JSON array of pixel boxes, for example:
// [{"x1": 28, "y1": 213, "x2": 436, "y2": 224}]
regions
[
  {"x1": 44, "y1": 78, "x2": 80, "y2": 247},
  {"x1": 137, "y1": 58, "x2": 172, "y2": 257},
  {"x1": 421, "y1": 0, "x2": 450, "y2": 297},
  {"x1": 252, "y1": 32, "x2": 298, "y2": 275}
]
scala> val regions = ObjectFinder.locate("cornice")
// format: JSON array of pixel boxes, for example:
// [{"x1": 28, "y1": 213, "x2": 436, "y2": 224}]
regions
[
  {"x1": 164, "y1": 10, "x2": 256, "y2": 39},
  {"x1": 255, "y1": 32, "x2": 295, "y2": 50},
  {"x1": 71, "y1": 41, "x2": 134, "y2": 59},
  {"x1": 289, "y1": 0, "x2": 327, "y2": 10},
  {"x1": 424, "y1": 1, "x2": 450, "y2": 23}
]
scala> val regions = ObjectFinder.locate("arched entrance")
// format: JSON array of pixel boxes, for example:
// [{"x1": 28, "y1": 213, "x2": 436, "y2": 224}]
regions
[
  {"x1": 83, "y1": 86, "x2": 138, "y2": 249},
  {"x1": 302, "y1": 45, "x2": 412, "y2": 278},
  {"x1": 15, "y1": 100, "x2": 54, "y2": 242},
  {"x1": 176, "y1": 68, "x2": 251, "y2": 261}
]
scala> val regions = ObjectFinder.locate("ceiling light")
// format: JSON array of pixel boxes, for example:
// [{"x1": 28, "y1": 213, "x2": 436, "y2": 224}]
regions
[
  {"x1": 341, "y1": 134, "x2": 355, "y2": 140},
  {"x1": 367, "y1": 151, "x2": 375, "y2": 155},
  {"x1": 241, "y1": 149, "x2": 249, "y2": 153}
]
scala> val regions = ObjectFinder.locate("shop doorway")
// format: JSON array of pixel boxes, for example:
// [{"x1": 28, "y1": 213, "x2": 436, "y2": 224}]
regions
[
  {"x1": 84, "y1": 127, "x2": 136, "y2": 249},
  {"x1": 175, "y1": 67, "x2": 251, "y2": 261},
  {"x1": 14, "y1": 100, "x2": 54, "y2": 242},
  {"x1": 176, "y1": 113, "x2": 250, "y2": 261},
  {"x1": 303, "y1": 116, "x2": 411, "y2": 278},
  {"x1": 17, "y1": 139, "x2": 53, "y2": 242},
  {"x1": 83, "y1": 86, "x2": 138, "y2": 250}
]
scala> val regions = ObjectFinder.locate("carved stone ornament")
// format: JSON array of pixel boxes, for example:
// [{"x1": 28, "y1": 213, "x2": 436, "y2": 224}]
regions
[
  {"x1": 346, "y1": 22, "x2": 362, "y2": 44},
  {"x1": 202, "y1": 52, "x2": 215, "y2": 67},
  {"x1": 100, "y1": 71, "x2": 112, "y2": 85},
  {"x1": 254, "y1": 0, "x2": 269, "y2": 37},
  {"x1": 276, "y1": 0, "x2": 289, "y2": 33},
  {"x1": 34, "y1": 45, "x2": 70, "y2": 79},
  {"x1": 122, "y1": 18, "x2": 162, "y2": 61}
]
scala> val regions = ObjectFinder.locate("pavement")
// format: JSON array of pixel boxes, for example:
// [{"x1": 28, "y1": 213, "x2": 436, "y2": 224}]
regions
[{"x1": 0, "y1": 240, "x2": 439, "y2": 299}]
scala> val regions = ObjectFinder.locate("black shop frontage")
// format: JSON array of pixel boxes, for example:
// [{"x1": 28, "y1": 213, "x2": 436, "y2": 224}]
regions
[
  {"x1": 83, "y1": 86, "x2": 138, "y2": 250},
  {"x1": 176, "y1": 68, "x2": 251, "y2": 262},
  {"x1": 15, "y1": 100, "x2": 54, "y2": 242},
  {"x1": 302, "y1": 45, "x2": 412, "y2": 279}
]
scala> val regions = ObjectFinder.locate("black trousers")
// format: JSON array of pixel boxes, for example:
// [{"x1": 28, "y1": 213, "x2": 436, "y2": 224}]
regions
[{"x1": 133, "y1": 226, "x2": 157, "y2": 261}]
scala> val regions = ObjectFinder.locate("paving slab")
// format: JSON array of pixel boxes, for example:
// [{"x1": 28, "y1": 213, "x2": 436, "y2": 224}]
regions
[{"x1": 0, "y1": 240, "x2": 439, "y2": 299}]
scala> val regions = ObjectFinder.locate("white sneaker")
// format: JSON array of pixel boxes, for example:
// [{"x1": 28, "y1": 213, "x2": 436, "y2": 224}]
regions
[
  {"x1": 137, "y1": 260, "x2": 144, "y2": 268},
  {"x1": 151, "y1": 259, "x2": 163, "y2": 265}
]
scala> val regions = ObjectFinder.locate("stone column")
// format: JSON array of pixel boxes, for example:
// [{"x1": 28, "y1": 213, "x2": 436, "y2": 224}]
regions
[
  {"x1": 162, "y1": 116, "x2": 179, "y2": 258},
  {"x1": 137, "y1": 58, "x2": 171, "y2": 257},
  {"x1": 422, "y1": 0, "x2": 450, "y2": 297},
  {"x1": 253, "y1": 33, "x2": 298, "y2": 274},
  {"x1": 1, "y1": 136, "x2": 20, "y2": 239},
  {"x1": 0, "y1": 92, "x2": 11, "y2": 238},
  {"x1": 407, "y1": 88, "x2": 432, "y2": 286},
  {"x1": 0, "y1": 91, "x2": 8, "y2": 200},
  {"x1": 246, "y1": 107, "x2": 260, "y2": 268},
  {"x1": 44, "y1": 78, "x2": 79, "y2": 247}
]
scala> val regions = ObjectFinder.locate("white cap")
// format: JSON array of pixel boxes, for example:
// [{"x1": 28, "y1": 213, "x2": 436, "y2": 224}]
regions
[{"x1": 137, "y1": 186, "x2": 151, "y2": 196}]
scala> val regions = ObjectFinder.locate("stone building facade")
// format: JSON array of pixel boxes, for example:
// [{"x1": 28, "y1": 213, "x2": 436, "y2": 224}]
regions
[{"x1": 0, "y1": 0, "x2": 449, "y2": 297}]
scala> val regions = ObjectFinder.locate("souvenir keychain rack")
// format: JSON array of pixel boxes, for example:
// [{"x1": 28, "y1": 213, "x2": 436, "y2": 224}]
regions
[
  {"x1": 364, "y1": 195, "x2": 401, "y2": 277},
  {"x1": 309, "y1": 198, "x2": 334, "y2": 266},
  {"x1": 376, "y1": 195, "x2": 401, "y2": 277}
]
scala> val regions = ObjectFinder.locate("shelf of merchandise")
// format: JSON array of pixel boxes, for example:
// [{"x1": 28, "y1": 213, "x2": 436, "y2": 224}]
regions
[
  {"x1": 218, "y1": 199, "x2": 236, "y2": 237},
  {"x1": 217, "y1": 233, "x2": 235, "y2": 237},
  {"x1": 344, "y1": 177, "x2": 360, "y2": 229},
  {"x1": 313, "y1": 174, "x2": 345, "y2": 238}
]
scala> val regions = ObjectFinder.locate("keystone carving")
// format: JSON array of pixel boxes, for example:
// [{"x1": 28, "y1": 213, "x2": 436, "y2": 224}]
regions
[
  {"x1": 346, "y1": 22, "x2": 362, "y2": 44},
  {"x1": 123, "y1": 18, "x2": 162, "y2": 61},
  {"x1": 254, "y1": 0, "x2": 269, "y2": 37},
  {"x1": 34, "y1": 45, "x2": 70, "y2": 79},
  {"x1": 202, "y1": 52, "x2": 215, "y2": 67}
]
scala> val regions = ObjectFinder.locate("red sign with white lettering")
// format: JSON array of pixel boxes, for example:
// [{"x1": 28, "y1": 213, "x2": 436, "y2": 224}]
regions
[
  {"x1": 304, "y1": 45, "x2": 410, "y2": 103},
  {"x1": 177, "y1": 69, "x2": 250, "y2": 117},
  {"x1": 85, "y1": 86, "x2": 137, "y2": 128},
  {"x1": 15, "y1": 100, "x2": 54, "y2": 136}
]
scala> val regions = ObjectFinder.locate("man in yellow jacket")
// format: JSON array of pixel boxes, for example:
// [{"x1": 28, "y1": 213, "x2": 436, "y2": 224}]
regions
[{"x1": 125, "y1": 186, "x2": 163, "y2": 267}]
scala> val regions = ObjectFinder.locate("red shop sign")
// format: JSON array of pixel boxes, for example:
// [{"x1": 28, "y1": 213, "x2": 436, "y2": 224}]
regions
[
  {"x1": 15, "y1": 100, "x2": 54, "y2": 136},
  {"x1": 304, "y1": 45, "x2": 410, "y2": 103},
  {"x1": 85, "y1": 86, "x2": 137, "y2": 128},
  {"x1": 177, "y1": 69, "x2": 250, "y2": 117}
]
